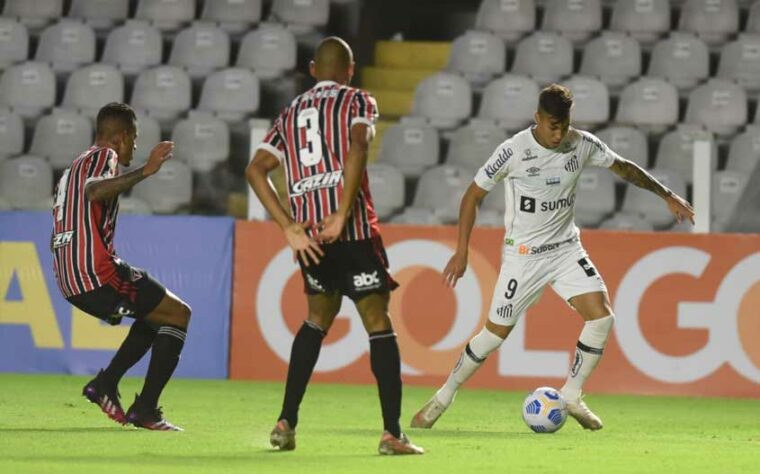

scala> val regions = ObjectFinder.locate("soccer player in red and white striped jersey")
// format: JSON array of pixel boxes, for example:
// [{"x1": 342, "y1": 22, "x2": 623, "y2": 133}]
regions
[
  {"x1": 52, "y1": 102, "x2": 190, "y2": 431},
  {"x1": 247, "y1": 37, "x2": 423, "y2": 455}
]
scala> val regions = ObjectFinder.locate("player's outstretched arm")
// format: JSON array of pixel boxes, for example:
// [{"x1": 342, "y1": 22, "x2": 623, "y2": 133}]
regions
[
  {"x1": 85, "y1": 141, "x2": 174, "y2": 202},
  {"x1": 247, "y1": 148, "x2": 323, "y2": 266},
  {"x1": 443, "y1": 183, "x2": 489, "y2": 288},
  {"x1": 608, "y1": 157, "x2": 695, "y2": 224},
  {"x1": 317, "y1": 123, "x2": 372, "y2": 243}
]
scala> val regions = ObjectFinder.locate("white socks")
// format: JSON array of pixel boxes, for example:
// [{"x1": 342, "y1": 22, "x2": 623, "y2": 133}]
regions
[
  {"x1": 436, "y1": 328, "x2": 504, "y2": 406},
  {"x1": 561, "y1": 315, "x2": 615, "y2": 401}
]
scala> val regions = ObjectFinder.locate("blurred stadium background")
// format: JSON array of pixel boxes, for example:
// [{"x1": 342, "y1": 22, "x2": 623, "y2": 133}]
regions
[{"x1": 1, "y1": 1, "x2": 759, "y2": 472}]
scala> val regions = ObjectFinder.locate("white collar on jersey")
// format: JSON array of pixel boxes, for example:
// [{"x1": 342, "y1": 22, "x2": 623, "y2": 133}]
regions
[{"x1": 314, "y1": 80, "x2": 339, "y2": 88}]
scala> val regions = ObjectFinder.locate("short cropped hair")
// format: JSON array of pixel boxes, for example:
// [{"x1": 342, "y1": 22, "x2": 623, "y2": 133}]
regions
[
  {"x1": 96, "y1": 102, "x2": 136, "y2": 137},
  {"x1": 538, "y1": 84, "x2": 573, "y2": 121}
]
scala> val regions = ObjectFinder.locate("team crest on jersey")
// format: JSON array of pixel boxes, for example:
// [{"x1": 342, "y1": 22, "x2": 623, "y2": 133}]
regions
[
  {"x1": 564, "y1": 155, "x2": 579, "y2": 173},
  {"x1": 526, "y1": 166, "x2": 541, "y2": 177},
  {"x1": 522, "y1": 149, "x2": 538, "y2": 161}
]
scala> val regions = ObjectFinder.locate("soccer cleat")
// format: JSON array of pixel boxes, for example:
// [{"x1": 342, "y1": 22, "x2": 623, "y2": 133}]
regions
[
  {"x1": 126, "y1": 395, "x2": 183, "y2": 431},
  {"x1": 410, "y1": 395, "x2": 448, "y2": 429},
  {"x1": 270, "y1": 419, "x2": 296, "y2": 451},
  {"x1": 378, "y1": 431, "x2": 424, "y2": 455},
  {"x1": 564, "y1": 393, "x2": 603, "y2": 430},
  {"x1": 82, "y1": 370, "x2": 127, "y2": 425}
]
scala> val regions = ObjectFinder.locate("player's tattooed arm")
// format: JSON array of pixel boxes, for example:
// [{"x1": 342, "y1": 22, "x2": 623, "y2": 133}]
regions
[
  {"x1": 608, "y1": 157, "x2": 672, "y2": 198},
  {"x1": 86, "y1": 141, "x2": 174, "y2": 201}
]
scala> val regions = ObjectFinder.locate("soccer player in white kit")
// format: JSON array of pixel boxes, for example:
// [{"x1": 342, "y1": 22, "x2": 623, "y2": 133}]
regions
[{"x1": 411, "y1": 84, "x2": 695, "y2": 431}]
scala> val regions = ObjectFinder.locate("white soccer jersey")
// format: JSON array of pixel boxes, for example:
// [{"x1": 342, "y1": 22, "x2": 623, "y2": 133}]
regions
[{"x1": 474, "y1": 127, "x2": 620, "y2": 257}]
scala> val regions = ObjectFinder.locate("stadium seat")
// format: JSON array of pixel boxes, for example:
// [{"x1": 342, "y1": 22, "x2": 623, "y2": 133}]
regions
[
  {"x1": 477, "y1": 74, "x2": 539, "y2": 131},
  {"x1": 474, "y1": 0, "x2": 535, "y2": 44},
  {"x1": 447, "y1": 30, "x2": 506, "y2": 88},
  {"x1": 376, "y1": 117, "x2": 439, "y2": 177},
  {"x1": 201, "y1": 0, "x2": 263, "y2": 35},
  {"x1": 476, "y1": 209, "x2": 503, "y2": 227},
  {"x1": 0, "y1": 194, "x2": 10, "y2": 210},
  {"x1": 748, "y1": 1, "x2": 760, "y2": 33},
  {"x1": 271, "y1": 0, "x2": 330, "y2": 33},
  {"x1": 133, "y1": 112, "x2": 162, "y2": 164},
  {"x1": 595, "y1": 126, "x2": 648, "y2": 169},
  {"x1": 575, "y1": 167, "x2": 616, "y2": 228},
  {"x1": 131, "y1": 160, "x2": 193, "y2": 213},
  {"x1": 412, "y1": 165, "x2": 471, "y2": 223},
  {"x1": 562, "y1": 75, "x2": 609, "y2": 129},
  {"x1": 131, "y1": 66, "x2": 192, "y2": 126},
  {"x1": 609, "y1": 0, "x2": 670, "y2": 45},
  {"x1": 711, "y1": 170, "x2": 749, "y2": 232},
  {"x1": 236, "y1": 24, "x2": 297, "y2": 79},
  {"x1": 169, "y1": 23, "x2": 231, "y2": 79},
  {"x1": 389, "y1": 207, "x2": 444, "y2": 226},
  {"x1": 2, "y1": 0, "x2": 63, "y2": 33},
  {"x1": 0, "y1": 108, "x2": 24, "y2": 159},
  {"x1": 717, "y1": 34, "x2": 760, "y2": 93},
  {"x1": 445, "y1": 119, "x2": 508, "y2": 172},
  {"x1": 411, "y1": 72, "x2": 472, "y2": 129},
  {"x1": 68, "y1": 0, "x2": 129, "y2": 32},
  {"x1": 62, "y1": 64, "x2": 124, "y2": 119},
  {"x1": 197, "y1": 67, "x2": 260, "y2": 122},
  {"x1": 35, "y1": 20, "x2": 96, "y2": 75},
  {"x1": 726, "y1": 125, "x2": 760, "y2": 175},
  {"x1": 171, "y1": 111, "x2": 230, "y2": 172},
  {"x1": 0, "y1": 61, "x2": 56, "y2": 120},
  {"x1": 655, "y1": 124, "x2": 718, "y2": 184},
  {"x1": 30, "y1": 109, "x2": 93, "y2": 170},
  {"x1": 684, "y1": 78, "x2": 747, "y2": 137},
  {"x1": 647, "y1": 33, "x2": 710, "y2": 91},
  {"x1": 0, "y1": 155, "x2": 52, "y2": 210},
  {"x1": 579, "y1": 31, "x2": 642, "y2": 91},
  {"x1": 367, "y1": 163, "x2": 405, "y2": 220},
  {"x1": 679, "y1": 0, "x2": 739, "y2": 47},
  {"x1": 622, "y1": 168, "x2": 687, "y2": 228},
  {"x1": 0, "y1": 18, "x2": 29, "y2": 70},
  {"x1": 102, "y1": 21, "x2": 163, "y2": 77},
  {"x1": 511, "y1": 31, "x2": 573, "y2": 85},
  {"x1": 599, "y1": 212, "x2": 654, "y2": 231},
  {"x1": 135, "y1": 0, "x2": 196, "y2": 33},
  {"x1": 119, "y1": 196, "x2": 153, "y2": 215},
  {"x1": 480, "y1": 176, "x2": 505, "y2": 214},
  {"x1": 541, "y1": 0, "x2": 602, "y2": 44},
  {"x1": 615, "y1": 77, "x2": 679, "y2": 133}
]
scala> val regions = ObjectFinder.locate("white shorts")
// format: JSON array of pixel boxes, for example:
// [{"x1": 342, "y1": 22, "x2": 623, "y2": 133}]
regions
[{"x1": 487, "y1": 244, "x2": 608, "y2": 326}]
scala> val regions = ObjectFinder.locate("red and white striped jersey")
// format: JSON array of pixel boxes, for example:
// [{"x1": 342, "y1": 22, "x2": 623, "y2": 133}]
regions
[
  {"x1": 258, "y1": 80, "x2": 380, "y2": 241},
  {"x1": 51, "y1": 146, "x2": 120, "y2": 297}
]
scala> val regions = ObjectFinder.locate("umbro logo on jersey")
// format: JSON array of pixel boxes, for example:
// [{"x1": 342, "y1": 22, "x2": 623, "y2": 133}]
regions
[
  {"x1": 353, "y1": 271, "x2": 381, "y2": 290},
  {"x1": 485, "y1": 147, "x2": 513, "y2": 179},
  {"x1": 565, "y1": 155, "x2": 579, "y2": 172},
  {"x1": 290, "y1": 170, "x2": 342, "y2": 197},
  {"x1": 522, "y1": 149, "x2": 538, "y2": 161},
  {"x1": 526, "y1": 167, "x2": 541, "y2": 177}
]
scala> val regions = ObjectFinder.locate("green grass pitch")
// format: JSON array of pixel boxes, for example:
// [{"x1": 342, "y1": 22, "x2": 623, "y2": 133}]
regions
[{"x1": 1, "y1": 374, "x2": 758, "y2": 474}]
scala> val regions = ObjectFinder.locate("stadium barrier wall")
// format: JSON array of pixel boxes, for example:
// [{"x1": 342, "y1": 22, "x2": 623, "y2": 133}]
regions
[
  {"x1": 0, "y1": 211, "x2": 233, "y2": 379},
  {"x1": 231, "y1": 221, "x2": 760, "y2": 398}
]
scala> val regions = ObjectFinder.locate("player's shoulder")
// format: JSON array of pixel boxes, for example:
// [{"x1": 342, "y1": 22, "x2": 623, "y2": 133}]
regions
[{"x1": 572, "y1": 128, "x2": 606, "y2": 152}]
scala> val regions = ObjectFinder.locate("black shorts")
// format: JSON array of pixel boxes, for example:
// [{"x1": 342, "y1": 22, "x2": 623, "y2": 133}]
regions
[
  {"x1": 66, "y1": 261, "x2": 167, "y2": 325},
  {"x1": 299, "y1": 235, "x2": 399, "y2": 301}
]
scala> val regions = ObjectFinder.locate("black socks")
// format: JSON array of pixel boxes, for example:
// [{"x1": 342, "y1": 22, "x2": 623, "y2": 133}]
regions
[
  {"x1": 100, "y1": 320, "x2": 156, "y2": 388},
  {"x1": 138, "y1": 325, "x2": 186, "y2": 409},
  {"x1": 369, "y1": 329, "x2": 402, "y2": 438},
  {"x1": 278, "y1": 321, "x2": 325, "y2": 428}
]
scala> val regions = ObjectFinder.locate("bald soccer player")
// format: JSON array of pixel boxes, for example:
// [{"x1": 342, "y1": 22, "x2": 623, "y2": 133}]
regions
[{"x1": 247, "y1": 37, "x2": 424, "y2": 455}]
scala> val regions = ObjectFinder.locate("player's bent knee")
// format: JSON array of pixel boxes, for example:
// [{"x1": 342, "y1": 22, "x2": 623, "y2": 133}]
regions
[{"x1": 485, "y1": 320, "x2": 513, "y2": 339}]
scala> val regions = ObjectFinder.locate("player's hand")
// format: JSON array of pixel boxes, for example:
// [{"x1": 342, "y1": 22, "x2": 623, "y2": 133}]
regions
[
  {"x1": 666, "y1": 193, "x2": 695, "y2": 225},
  {"x1": 442, "y1": 251, "x2": 468, "y2": 288},
  {"x1": 143, "y1": 141, "x2": 174, "y2": 177},
  {"x1": 285, "y1": 222, "x2": 324, "y2": 267},
  {"x1": 316, "y1": 212, "x2": 346, "y2": 244}
]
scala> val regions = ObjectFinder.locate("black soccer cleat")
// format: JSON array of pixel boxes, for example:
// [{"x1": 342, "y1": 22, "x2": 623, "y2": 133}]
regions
[
  {"x1": 82, "y1": 370, "x2": 127, "y2": 425},
  {"x1": 126, "y1": 395, "x2": 183, "y2": 431}
]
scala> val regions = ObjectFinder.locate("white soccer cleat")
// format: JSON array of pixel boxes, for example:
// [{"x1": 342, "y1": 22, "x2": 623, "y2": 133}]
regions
[
  {"x1": 410, "y1": 395, "x2": 449, "y2": 429},
  {"x1": 563, "y1": 393, "x2": 603, "y2": 430}
]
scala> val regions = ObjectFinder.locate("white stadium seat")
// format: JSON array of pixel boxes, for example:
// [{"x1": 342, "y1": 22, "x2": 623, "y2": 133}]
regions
[
  {"x1": 0, "y1": 18, "x2": 29, "y2": 70},
  {"x1": 541, "y1": 0, "x2": 602, "y2": 44},
  {"x1": 62, "y1": 64, "x2": 124, "y2": 119},
  {"x1": 131, "y1": 66, "x2": 192, "y2": 126},
  {"x1": 0, "y1": 155, "x2": 52, "y2": 210},
  {"x1": 0, "y1": 108, "x2": 24, "y2": 159},
  {"x1": 389, "y1": 207, "x2": 444, "y2": 226},
  {"x1": 477, "y1": 74, "x2": 539, "y2": 131},
  {"x1": 562, "y1": 75, "x2": 609, "y2": 129},
  {"x1": 726, "y1": 125, "x2": 760, "y2": 175},
  {"x1": 445, "y1": 119, "x2": 509, "y2": 172},
  {"x1": 197, "y1": 67, "x2": 260, "y2": 123},
  {"x1": 679, "y1": 0, "x2": 739, "y2": 46},
  {"x1": 579, "y1": 31, "x2": 641, "y2": 91},
  {"x1": 367, "y1": 163, "x2": 405, "y2": 220},
  {"x1": 376, "y1": 117, "x2": 439, "y2": 178},
  {"x1": 748, "y1": 1, "x2": 760, "y2": 33},
  {"x1": 0, "y1": 61, "x2": 56, "y2": 120},
  {"x1": 132, "y1": 160, "x2": 193, "y2": 214},
  {"x1": 271, "y1": 0, "x2": 330, "y2": 33},
  {"x1": 102, "y1": 21, "x2": 163, "y2": 77},
  {"x1": 412, "y1": 165, "x2": 471, "y2": 223},
  {"x1": 171, "y1": 111, "x2": 230, "y2": 173},
  {"x1": 599, "y1": 212, "x2": 654, "y2": 232},
  {"x1": 169, "y1": 23, "x2": 231, "y2": 79},
  {"x1": 711, "y1": 170, "x2": 749, "y2": 232},
  {"x1": 575, "y1": 167, "x2": 616, "y2": 227},
  {"x1": 717, "y1": 34, "x2": 760, "y2": 93},
  {"x1": 595, "y1": 126, "x2": 649, "y2": 169},
  {"x1": 35, "y1": 20, "x2": 96, "y2": 74},
  {"x1": 684, "y1": 78, "x2": 747, "y2": 137},
  {"x1": 447, "y1": 30, "x2": 506, "y2": 88},
  {"x1": 411, "y1": 72, "x2": 472, "y2": 129},
  {"x1": 610, "y1": 0, "x2": 670, "y2": 46},
  {"x1": 119, "y1": 196, "x2": 153, "y2": 215},
  {"x1": 622, "y1": 168, "x2": 687, "y2": 229},
  {"x1": 2, "y1": 0, "x2": 63, "y2": 33},
  {"x1": 648, "y1": 33, "x2": 710, "y2": 91},
  {"x1": 236, "y1": 24, "x2": 297, "y2": 80},
  {"x1": 30, "y1": 109, "x2": 93, "y2": 170},
  {"x1": 655, "y1": 124, "x2": 718, "y2": 184},
  {"x1": 615, "y1": 77, "x2": 679, "y2": 133},
  {"x1": 135, "y1": 0, "x2": 196, "y2": 33},
  {"x1": 201, "y1": 0, "x2": 263, "y2": 35},
  {"x1": 68, "y1": 0, "x2": 129, "y2": 32},
  {"x1": 512, "y1": 31, "x2": 573, "y2": 85},
  {"x1": 133, "y1": 112, "x2": 162, "y2": 164},
  {"x1": 474, "y1": 0, "x2": 535, "y2": 44}
]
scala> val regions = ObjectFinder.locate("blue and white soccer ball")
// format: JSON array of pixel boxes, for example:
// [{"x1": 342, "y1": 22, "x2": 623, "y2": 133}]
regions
[{"x1": 522, "y1": 386, "x2": 568, "y2": 433}]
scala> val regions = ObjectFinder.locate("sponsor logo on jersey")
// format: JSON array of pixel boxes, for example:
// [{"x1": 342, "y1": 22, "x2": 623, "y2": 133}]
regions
[
  {"x1": 353, "y1": 271, "x2": 381, "y2": 290},
  {"x1": 52, "y1": 231, "x2": 74, "y2": 249},
  {"x1": 496, "y1": 303, "x2": 513, "y2": 320},
  {"x1": 564, "y1": 154, "x2": 580, "y2": 173},
  {"x1": 290, "y1": 170, "x2": 342, "y2": 197},
  {"x1": 577, "y1": 257, "x2": 597, "y2": 277},
  {"x1": 306, "y1": 273, "x2": 325, "y2": 292},
  {"x1": 484, "y1": 147, "x2": 513, "y2": 179},
  {"x1": 505, "y1": 238, "x2": 515, "y2": 246},
  {"x1": 519, "y1": 196, "x2": 536, "y2": 213},
  {"x1": 129, "y1": 267, "x2": 144, "y2": 282},
  {"x1": 582, "y1": 134, "x2": 604, "y2": 154},
  {"x1": 540, "y1": 194, "x2": 575, "y2": 212},
  {"x1": 517, "y1": 236, "x2": 578, "y2": 255},
  {"x1": 526, "y1": 166, "x2": 541, "y2": 177},
  {"x1": 522, "y1": 149, "x2": 538, "y2": 161},
  {"x1": 546, "y1": 176, "x2": 560, "y2": 186}
]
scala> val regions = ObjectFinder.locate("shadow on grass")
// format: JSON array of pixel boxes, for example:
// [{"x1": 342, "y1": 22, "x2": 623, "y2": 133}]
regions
[{"x1": 0, "y1": 427, "x2": 132, "y2": 433}]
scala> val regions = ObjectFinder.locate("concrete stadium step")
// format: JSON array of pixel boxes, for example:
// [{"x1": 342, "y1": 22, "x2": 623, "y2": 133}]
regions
[
  {"x1": 362, "y1": 67, "x2": 438, "y2": 91},
  {"x1": 374, "y1": 41, "x2": 451, "y2": 70}
]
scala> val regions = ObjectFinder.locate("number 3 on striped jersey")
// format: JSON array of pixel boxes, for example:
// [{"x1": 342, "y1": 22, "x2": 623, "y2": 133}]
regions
[
  {"x1": 296, "y1": 107, "x2": 322, "y2": 166},
  {"x1": 53, "y1": 169, "x2": 70, "y2": 222}
]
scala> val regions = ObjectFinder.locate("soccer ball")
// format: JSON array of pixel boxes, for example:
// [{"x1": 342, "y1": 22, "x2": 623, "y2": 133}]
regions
[{"x1": 522, "y1": 386, "x2": 568, "y2": 433}]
